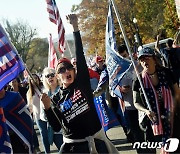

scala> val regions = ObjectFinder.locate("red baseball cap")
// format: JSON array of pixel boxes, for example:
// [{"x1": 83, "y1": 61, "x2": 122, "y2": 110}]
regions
[
  {"x1": 57, "y1": 58, "x2": 71, "y2": 64},
  {"x1": 56, "y1": 57, "x2": 73, "y2": 71}
]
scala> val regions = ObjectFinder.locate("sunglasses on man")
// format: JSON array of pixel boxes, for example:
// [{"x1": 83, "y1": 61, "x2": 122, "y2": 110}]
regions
[
  {"x1": 57, "y1": 65, "x2": 74, "y2": 74},
  {"x1": 45, "y1": 73, "x2": 55, "y2": 78}
]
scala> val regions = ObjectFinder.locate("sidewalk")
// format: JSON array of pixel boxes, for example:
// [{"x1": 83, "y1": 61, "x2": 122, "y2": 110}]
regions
[
  {"x1": 106, "y1": 126, "x2": 137, "y2": 154},
  {"x1": 36, "y1": 125, "x2": 137, "y2": 154}
]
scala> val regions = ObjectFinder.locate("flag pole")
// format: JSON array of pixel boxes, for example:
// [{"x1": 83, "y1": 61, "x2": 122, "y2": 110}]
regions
[
  {"x1": 48, "y1": 33, "x2": 51, "y2": 68},
  {"x1": 110, "y1": 0, "x2": 152, "y2": 111},
  {"x1": 66, "y1": 40, "x2": 73, "y2": 58}
]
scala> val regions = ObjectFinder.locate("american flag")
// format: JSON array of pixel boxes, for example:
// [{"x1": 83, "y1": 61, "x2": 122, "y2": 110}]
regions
[
  {"x1": 48, "y1": 34, "x2": 58, "y2": 69},
  {"x1": 0, "y1": 107, "x2": 12, "y2": 153},
  {"x1": 142, "y1": 71, "x2": 173, "y2": 143},
  {"x1": 46, "y1": 0, "x2": 65, "y2": 53},
  {"x1": 0, "y1": 24, "x2": 25, "y2": 91}
]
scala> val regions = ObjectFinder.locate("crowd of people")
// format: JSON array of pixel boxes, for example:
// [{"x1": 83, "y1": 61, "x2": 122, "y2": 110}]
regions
[{"x1": 1, "y1": 14, "x2": 180, "y2": 154}]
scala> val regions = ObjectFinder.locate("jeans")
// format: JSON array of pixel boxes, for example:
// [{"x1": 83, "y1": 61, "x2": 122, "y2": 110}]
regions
[
  {"x1": 53, "y1": 133, "x2": 63, "y2": 150},
  {"x1": 36, "y1": 119, "x2": 50, "y2": 153},
  {"x1": 36, "y1": 119, "x2": 63, "y2": 153},
  {"x1": 33, "y1": 124, "x2": 40, "y2": 149}
]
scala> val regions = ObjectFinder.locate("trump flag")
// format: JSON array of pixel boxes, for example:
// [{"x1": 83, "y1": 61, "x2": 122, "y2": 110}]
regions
[
  {"x1": 0, "y1": 24, "x2": 25, "y2": 90},
  {"x1": 94, "y1": 93, "x2": 120, "y2": 131},
  {"x1": 0, "y1": 107, "x2": 12, "y2": 153},
  {"x1": 105, "y1": 3, "x2": 132, "y2": 99},
  {"x1": 0, "y1": 91, "x2": 33, "y2": 153},
  {"x1": 105, "y1": 3, "x2": 132, "y2": 128}
]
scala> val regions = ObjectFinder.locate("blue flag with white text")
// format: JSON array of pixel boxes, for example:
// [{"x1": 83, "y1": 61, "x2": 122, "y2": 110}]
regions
[
  {"x1": 105, "y1": 3, "x2": 132, "y2": 99},
  {"x1": 0, "y1": 107, "x2": 12, "y2": 153},
  {"x1": 94, "y1": 93, "x2": 120, "y2": 131},
  {"x1": 0, "y1": 24, "x2": 25, "y2": 90},
  {"x1": 105, "y1": 3, "x2": 133, "y2": 128},
  {"x1": 0, "y1": 91, "x2": 33, "y2": 153}
]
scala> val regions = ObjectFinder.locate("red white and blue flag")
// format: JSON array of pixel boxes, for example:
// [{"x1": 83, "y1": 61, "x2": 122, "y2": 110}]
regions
[
  {"x1": 48, "y1": 34, "x2": 58, "y2": 69},
  {"x1": 0, "y1": 91, "x2": 33, "y2": 153},
  {"x1": 0, "y1": 107, "x2": 12, "y2": 153},
  {"x1": 0, "y1": 24, "x2": 25, "y2": 91},
  {"x1": 46, "y1": 0, "x2": 65, "y2": 53}
]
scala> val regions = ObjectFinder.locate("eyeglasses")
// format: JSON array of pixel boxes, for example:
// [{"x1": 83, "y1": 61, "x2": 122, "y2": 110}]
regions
[
  {"x1": 45, "y1": 73, "x2": 55, "y2": 78},
  {"x1": 57, "y1": 65, "x2": 74, "y2": 74}
]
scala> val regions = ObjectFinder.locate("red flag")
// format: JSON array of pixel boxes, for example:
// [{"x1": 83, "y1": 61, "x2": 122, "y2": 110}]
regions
[
  {"x1": 46, "y1": 0, "x2": 65, "y2": 53},
  {"x1": 48, "y1": 34, "x2": 58, "y2": 69}
]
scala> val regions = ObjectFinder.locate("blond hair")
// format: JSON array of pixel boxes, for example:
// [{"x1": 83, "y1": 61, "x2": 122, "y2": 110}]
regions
[{"x1": 42, "y1": 67, "x2": 61, "y2": 91}]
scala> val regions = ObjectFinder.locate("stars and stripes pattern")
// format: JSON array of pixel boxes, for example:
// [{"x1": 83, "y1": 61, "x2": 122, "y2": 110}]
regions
[
  {"x1": 142, "y1": 70, "x2": 173, "y2": 142},
  {"x1": 46, "y1": 0, "x2": 65, "y2": 53},
  {"x1": 70, "y1": 90, "x2": 82, "y2": 103},
  {"x1": 0, "y1": 107, "x2": 12, "y2": 153},
  {"x1": 48, "y1": 34, "x2": 58, "y2": 69},
  {"x1": 0, "y1": 24, "x2": 25, "y2": 91}
]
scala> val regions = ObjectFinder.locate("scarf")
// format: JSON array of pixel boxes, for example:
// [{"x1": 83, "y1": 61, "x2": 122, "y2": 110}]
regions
[{"x1": 142, "y1": 70, "x2": 174, "y2": 143}]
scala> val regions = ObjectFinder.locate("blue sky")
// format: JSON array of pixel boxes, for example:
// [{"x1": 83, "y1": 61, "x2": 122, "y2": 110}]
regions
[{"x1": 0, "y1": 0, "x2": 82, "y2": 38}]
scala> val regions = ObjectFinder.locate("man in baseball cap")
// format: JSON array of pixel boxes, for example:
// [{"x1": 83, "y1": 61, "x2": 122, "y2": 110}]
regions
[{"x1": 94, "y1": 56, "x2": 106, "y2": 75}]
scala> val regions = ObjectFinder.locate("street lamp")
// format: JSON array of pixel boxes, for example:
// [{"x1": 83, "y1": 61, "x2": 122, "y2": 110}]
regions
[
  {"x1": 133, "y1": 18, "x2": 142, "y2": 46},
  {"x1": 133, "y1": 18, "x2": 137, "y2": 24}
]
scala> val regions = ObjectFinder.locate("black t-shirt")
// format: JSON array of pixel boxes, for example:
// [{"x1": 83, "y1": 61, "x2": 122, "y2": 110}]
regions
[{"x1": 45, "y1": 31, "x2": 101, "y2": 139}]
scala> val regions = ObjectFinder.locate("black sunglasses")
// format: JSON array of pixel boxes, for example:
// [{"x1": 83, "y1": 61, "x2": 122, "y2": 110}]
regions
[
  {"x1": 45, "y1": 73, "x2": 55, "y2": 78},
  {"x1": 58, "y1": 65, "x2": 74, "y2": 74}
]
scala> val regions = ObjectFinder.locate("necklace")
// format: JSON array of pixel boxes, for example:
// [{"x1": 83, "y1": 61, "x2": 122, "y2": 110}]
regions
[{"x1": 148, "y1": 71, "x2": 156, "y2": 78}]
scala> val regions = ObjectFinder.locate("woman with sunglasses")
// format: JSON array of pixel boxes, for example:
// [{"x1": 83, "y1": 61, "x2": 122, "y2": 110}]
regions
[
  {"x1": 132, "y1": 47, "x2": 180, "y2": 153},
  {"x1": 41, "y1": 14, "x2": 118, "y2": 153},
  {"x1": 42, "y1": 67, "x2": 63, "y2": 150}
]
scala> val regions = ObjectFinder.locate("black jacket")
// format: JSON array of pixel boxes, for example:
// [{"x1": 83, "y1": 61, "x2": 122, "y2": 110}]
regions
[{"x1": 45, "y1": 31, "x2": 101, "y2": 139}]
